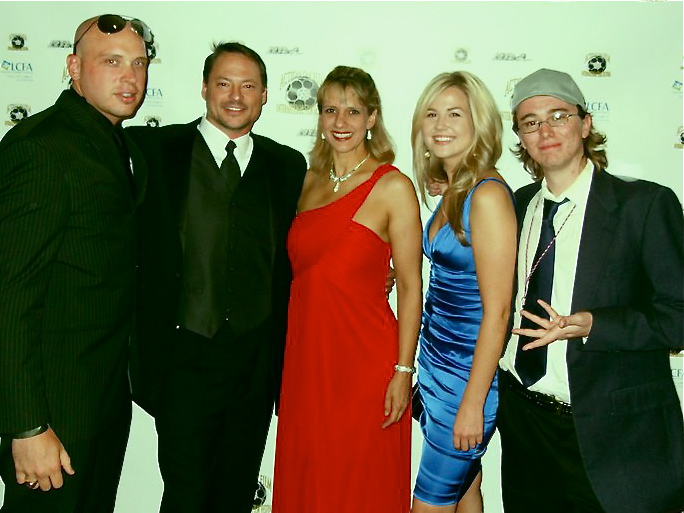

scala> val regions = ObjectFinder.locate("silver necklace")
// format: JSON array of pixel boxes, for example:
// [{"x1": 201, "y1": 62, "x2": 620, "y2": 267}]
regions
[{"x1": 329, "y1": 154, "x2": 369, "y2": 193}]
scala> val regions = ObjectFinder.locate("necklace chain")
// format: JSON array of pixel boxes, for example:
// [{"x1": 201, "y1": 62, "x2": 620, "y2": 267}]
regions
[
  {"x1": 329, "y1": 154, "x2": 370, "y2": 193},
  {"x1": 523, "y1": 196, "x2": 576, "y2": 303}
]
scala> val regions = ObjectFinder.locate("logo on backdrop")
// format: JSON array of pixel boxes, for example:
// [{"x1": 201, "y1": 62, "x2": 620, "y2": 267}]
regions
[
  {"x1": 672, "y1": 79, "x2": 682, "y2": 93},
  {"x1": 252, "y1": 474, "x2": 271, "y2": 512},
  {"x1": 269, "y1": 46, "x2": 301, "y2": 55},
  {"x1": 277, "y1": 72, "x2": 321, "y2": 114},
  {"x1": 6, "y1": 104, "x2": 30, "y2": 125},
  {"x1": 1, "y1": 59, "x2": 33, "y2": 81},
  {"x1": 493, "y1": 52, "x2": 528, "y2": 62},
  {"x1": 675, "y1": 126, "x2": 684, "y2": 149},
  {"x1": 144, "y1": 116, "x2": 161, "y2": 128},
  {"x1": 582, "y1": 53, "x2": 610, "y2": 77},
  {"x1": 584, "y1": 99, "x2": 610, "y2": 122},
  {"x1": 48, "y1": 40, "x2": 72, "y2": 49},
  {"x1": 298, "y1": 128, "x2": 317, "y2": 138},
  {"x1": 453, "y1": 47, "x2": 470, "y2": 64},
  {"x1": 144, "y1": 87, "x2": 164, "y2": 108},
  {"x1": 8, "y1": 33, "x2": 27, "y2": 51}
]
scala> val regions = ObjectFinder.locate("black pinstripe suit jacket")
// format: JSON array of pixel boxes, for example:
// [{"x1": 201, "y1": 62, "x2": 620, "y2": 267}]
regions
[{"x1": 0, "y1": 89, "x2": 147, "y2": 443}]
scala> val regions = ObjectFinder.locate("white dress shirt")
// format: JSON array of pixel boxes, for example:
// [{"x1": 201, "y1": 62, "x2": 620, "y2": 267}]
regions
[
  {"x1": 197, "y1": 115, "x2": 253, "y2": 174},
  {"x1": 500, "y1": 161, "x2": 594, "y2": 403}
]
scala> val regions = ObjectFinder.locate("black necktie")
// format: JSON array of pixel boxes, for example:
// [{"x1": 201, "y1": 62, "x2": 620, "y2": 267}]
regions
[
  {"x1": 221, "y1": 140, "x2": 240, "y2": 191},
  {"x1": 515, "y1": 198, "x2": 567, "y2": 387}
]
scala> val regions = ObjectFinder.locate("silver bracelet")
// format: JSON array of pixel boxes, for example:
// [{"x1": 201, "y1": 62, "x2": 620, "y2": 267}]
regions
[{"x1": 394, "y1": 364, "x2": 416, "y2": 374}]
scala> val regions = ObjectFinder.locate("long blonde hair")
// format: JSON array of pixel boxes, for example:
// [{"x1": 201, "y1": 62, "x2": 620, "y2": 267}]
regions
[
  {"x1": 309, "y1": 66, "x2": 394, "y2": 175},
  {"x1": 412, "y1": 72, "x2": 502, "y2": 245}
]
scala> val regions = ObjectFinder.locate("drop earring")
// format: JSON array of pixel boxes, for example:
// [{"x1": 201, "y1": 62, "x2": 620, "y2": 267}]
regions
[{"x1": 366, "y1": 130, "x2": 372, "y2": 141}]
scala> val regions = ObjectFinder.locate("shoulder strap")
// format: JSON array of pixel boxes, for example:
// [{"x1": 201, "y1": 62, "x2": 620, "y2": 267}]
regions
[{"x1": 346, "y1": 164, "x2": 397, "y2": 217}]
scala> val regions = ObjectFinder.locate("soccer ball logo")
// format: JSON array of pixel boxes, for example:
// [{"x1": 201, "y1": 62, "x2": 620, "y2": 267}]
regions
[
  {"x1": 253, "y1": 480, "x2": 267, "y2": 507},
  {"x1": 9, "y1": 105, "x2": 28, "y2": 123},
  {"x1": 10, "y1": 34, "x2": 25, "y2": 50},
  {"x1": 678, "y1": 127, "x2": 684, "y2": 146},
  {"x1": 587, "y1": 55, "x2": 607, "y2": 74},
  {"x1": 454, "y1": 48, "x2": 468, "y2": 62},
  {"x1": 145, "y1": 116, "x2": 160, "y2": 128},
  {"x1": 286, "y1": 76, "x2": 318, "y2": 111}
]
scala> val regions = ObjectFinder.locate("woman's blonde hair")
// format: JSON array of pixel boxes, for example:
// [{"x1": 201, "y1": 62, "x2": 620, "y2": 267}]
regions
[
  {"x1": 412, "y1": 71, "x2": 502, "y2": 245},
  {"x1": 310, "y1": 66, "x2": 394, "y2": 175}
]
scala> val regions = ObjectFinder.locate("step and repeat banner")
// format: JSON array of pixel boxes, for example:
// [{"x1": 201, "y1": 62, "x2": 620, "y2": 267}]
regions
[{"x1": 1, "y1": 2, "x2": 682, "y2": 512}]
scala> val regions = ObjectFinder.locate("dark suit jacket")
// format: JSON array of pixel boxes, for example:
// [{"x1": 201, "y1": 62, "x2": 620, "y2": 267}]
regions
[
  {"x1": 127, "y1": 120, "x2": 306, "y2": 416},
  {"x1": 0, "y1": 89, "x2": 146, "y2": 442},
  {"x1": 515, "y1": 170, "x2": 684, "y2": 513}
]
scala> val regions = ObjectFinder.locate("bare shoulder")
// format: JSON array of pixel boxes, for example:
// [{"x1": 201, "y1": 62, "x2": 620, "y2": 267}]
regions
[
  {"x1": 375, "y1": 167, "x2": 417, "y2": 197},
  {"x1": 471, "y1": 172, "x2": 513, "y2": 210}
]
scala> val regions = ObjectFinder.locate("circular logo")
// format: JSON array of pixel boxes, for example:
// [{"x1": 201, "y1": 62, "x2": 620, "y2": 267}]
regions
[
  {"x1": 678, "y1": 128, "x2": 684, "y2": 145},
  {"x1": 587, "y1": 56, "x2": 607, "y2": 74},
  {"x1": 10, "y1": 34, "x2": 25, "y2": 50},
  {"x1": 9, "y1": 105, "x2": 28, "y2": 123},
  {"x1": 253, "y1": 481, "x2": 267, "y2": 507},
  {"x1": 454, "y1": 48, "x2": 468, "y2": 62},
  {"x1": 147, "y1": 43, "x2": 157, "y2": 61},
  {"x1": 285, "y1": 76, "x2": 318, "y2": 111},
  {"x1": 145, "y1": 116, "x2": 160, "y2": 128}
]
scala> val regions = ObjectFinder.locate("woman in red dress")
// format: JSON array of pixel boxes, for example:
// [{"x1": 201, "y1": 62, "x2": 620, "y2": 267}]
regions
[{"x1": 272, "y1": 66, "x2": 423, "y2": 513}]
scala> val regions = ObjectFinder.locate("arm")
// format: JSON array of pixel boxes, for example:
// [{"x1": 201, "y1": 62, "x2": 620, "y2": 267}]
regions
[
  {"x1": 453, "y1": 181, "x2": 516, "y2": 450},
  {"x1": 0, "y1": 139, "x2": 74, "y2": 488},
  {"x1": 379, "y1": 173, "x2": 423, "y2": 428},
  {"x1": 514, "y1": 186, "x2": 684, "y2": 352}
]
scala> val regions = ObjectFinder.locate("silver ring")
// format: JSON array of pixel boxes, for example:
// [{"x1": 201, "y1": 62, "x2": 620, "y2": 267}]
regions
[{"x1": 25, "y1": 481, "x2": 38, "y2": 489}]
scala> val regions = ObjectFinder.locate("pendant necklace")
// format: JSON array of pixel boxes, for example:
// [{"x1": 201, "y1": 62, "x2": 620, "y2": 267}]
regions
[
  {"x1": 522, "y1": 196, "x2": 576, "y2": 303},
  {"x1": 329, "y1": 153, "x2": 370, "y2": 193}
]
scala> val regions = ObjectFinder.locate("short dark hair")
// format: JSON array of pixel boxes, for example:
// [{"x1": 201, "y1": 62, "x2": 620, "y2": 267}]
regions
[{"x1": 202, "y1": 42, "x2": 267, "y2": 88}]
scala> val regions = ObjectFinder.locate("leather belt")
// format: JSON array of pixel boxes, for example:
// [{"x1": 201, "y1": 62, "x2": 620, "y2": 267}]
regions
[{"x1": 501, "y1": 371, "x2": 572, "y2": 416}]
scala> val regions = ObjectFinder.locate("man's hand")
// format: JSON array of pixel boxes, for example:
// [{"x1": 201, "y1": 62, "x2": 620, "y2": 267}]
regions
[
  {"x1": 426, "y1": 176, "x2": 448, "y2": 197},
  {"x1": 12, "y1": 427, "x2": 74, "y2": 491},
  {"x1": 512, "y1": 299, "x2": 593, "y2": 350},
  {"x1": 385, "y1": 267, "x2": 396, "y2": 297}
]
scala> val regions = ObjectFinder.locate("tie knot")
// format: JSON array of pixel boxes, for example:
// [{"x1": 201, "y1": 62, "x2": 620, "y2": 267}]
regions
[
  {"x1": 542, "y1": 198, "x2": 568, "y2": 222},
  {"x1": 225, "y1": 140, "x2": 236, "y2": 155}
]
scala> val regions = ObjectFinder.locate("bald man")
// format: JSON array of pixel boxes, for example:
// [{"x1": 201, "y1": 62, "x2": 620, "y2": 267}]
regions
[{"x1": 0, "y1": 14, "x2": 152, "y2": 512}]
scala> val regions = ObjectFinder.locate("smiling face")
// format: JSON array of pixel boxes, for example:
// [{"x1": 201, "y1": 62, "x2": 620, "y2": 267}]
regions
[
  {"x1": 202, "y1": 52, "x2": 267, "y2": 139},
  {"x1": 67, "y1": 22, "x2": 148, "y2": 125},
  {"x1": 319, "y1": 85, "x2": 376, "y2": 158},
  {"x1": 515, "y1": 95, "x2": 591, "y2": 176},
  {"x1": 421, "y1": 86, "x2": 475, "y2": 173}
]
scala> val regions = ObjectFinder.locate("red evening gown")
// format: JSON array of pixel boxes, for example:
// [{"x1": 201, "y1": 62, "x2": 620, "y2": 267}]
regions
[{"x1": 272, "y1": 164, "x2": 411, "y2": 513}]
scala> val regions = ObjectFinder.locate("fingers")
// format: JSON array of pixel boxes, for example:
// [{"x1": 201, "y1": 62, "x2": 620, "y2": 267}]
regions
[
  {"x1": 537, "y1": 299, "x2": 558, "y2": 318},
  {"x1": 453, "y1": 433, "x2": 483, "y2": 451},
  {"x1": 382, "y1": 395, "x2": 408, "y2": 429},
  {"x1": 60, "y1": 447, "x2": 75, "y2": 476}
]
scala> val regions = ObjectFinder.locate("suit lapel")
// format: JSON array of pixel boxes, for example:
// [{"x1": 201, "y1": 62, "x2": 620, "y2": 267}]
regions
[{"x1": 571, "y1": 171, "x2": 619, "y2": 311}]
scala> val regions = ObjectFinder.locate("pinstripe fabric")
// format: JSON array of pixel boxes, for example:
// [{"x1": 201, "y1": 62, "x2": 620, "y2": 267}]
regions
[{"x1": 0, "y1": 89, "x2": 146, "y2": 443}]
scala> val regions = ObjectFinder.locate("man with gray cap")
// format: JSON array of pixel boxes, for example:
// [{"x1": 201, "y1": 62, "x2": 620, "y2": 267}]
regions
[{"x1": 498, "y1": 68, "x2": 684, "y2": 512}]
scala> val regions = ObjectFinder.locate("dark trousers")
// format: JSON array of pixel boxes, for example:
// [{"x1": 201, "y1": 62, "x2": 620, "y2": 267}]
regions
[
  {"x1": 0, "y1": 405, "x2": 131, "y2": 513},
  {"x1": 498, "y1": 373, "x2": 605, "y2": 513},
  {"x1": 156, "y1": 321, "x2": 275, "y2": 513}
]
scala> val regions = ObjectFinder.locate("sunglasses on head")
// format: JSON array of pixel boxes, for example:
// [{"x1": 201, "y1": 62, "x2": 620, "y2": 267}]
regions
[{"x1": 73, "y1": 14, "x2": 154, "y2": 55}]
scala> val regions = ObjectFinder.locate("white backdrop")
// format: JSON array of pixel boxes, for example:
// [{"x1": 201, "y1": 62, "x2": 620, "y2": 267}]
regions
[{"x1": 1, "y1": 1, "x2": 682, "y2": 512}]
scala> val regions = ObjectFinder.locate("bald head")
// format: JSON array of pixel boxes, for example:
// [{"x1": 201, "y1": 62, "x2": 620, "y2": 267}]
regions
[{"x1": 67, "y1": 15, "x2": 150, "y2": 124}]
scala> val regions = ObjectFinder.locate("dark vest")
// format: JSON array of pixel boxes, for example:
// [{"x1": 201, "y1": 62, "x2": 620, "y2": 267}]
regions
[{"x1": 178, "y1": 137, "x2": 274, "y2": 338}]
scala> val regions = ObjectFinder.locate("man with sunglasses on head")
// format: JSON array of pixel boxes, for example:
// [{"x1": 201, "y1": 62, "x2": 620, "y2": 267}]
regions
[
  {"x1": 498, "y1": 68, "x2": 684, "y2": 512},
  {"x1": 0, "y1": 14, "x2": 152, "y2": 512},
  {"x1": 127, "y1": 42, "x2": 306, "y2": 512}
]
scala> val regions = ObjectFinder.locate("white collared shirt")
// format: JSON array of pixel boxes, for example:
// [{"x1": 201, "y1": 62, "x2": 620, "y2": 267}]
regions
[
  {"x1": 500, "y1": 161, "x2": 594, "y2": 403},
  {"x1": 197, "y1": 116, "x2": 253, "y2": 175}
]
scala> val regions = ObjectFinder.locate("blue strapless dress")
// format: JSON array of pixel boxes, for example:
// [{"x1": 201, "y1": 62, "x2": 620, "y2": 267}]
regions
[{"x1": 413, "y1": 179, "x2": 504, "y2": 505}]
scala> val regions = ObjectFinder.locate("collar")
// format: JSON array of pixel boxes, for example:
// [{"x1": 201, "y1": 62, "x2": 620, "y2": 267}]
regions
[
  {"x1": 197, "y1": 115, "x2": 253, "y2": 166},
  {"x1": 67, "y1": 87, "x2": 119, "y2": 136},
  {"x1": 540, "y1": 160, "x2": 593, "y2": 209}
]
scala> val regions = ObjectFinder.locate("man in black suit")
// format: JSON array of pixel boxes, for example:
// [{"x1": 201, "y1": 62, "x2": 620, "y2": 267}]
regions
[
  {"x1": 498, "y1": 69, "x2": 684, "y2": 512},
  {"x1": 0, "y1": 14, "x2": 152, "y2": 512},
  {"x1": 128, "y1": 43, "x2": 306, "y2": 512}
]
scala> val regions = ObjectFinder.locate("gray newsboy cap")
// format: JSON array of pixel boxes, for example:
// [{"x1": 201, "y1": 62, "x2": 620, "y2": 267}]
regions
[{"x1": 511, "y1": 69, "x2": 586, "y2": 112}]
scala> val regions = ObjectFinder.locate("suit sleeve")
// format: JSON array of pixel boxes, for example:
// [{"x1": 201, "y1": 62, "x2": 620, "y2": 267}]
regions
[
  {"x1": 586, "y1": 186, "x2": 684, "y2": 352},
  {"x1": 0, "y1": 138, "x2": 69, "y2": 434}
]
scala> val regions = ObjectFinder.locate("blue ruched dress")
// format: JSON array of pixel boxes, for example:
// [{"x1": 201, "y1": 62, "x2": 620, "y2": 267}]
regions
[{"x1": 414, "y1": 178, "x2": 505, "y2": 505}]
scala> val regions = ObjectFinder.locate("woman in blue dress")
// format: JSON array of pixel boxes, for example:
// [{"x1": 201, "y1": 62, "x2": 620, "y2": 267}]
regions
[{"x1": 410, "y1": 72, "x2": 517, "y2": 513}]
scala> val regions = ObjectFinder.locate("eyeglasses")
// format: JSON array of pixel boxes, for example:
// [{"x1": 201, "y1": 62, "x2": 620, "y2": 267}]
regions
[
  {"x1": 517, "y1": 112, "x2": 579, "y2": 134},
  {"x1": 73, "y1": 14, "x2": 154, "y2": 55}
]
